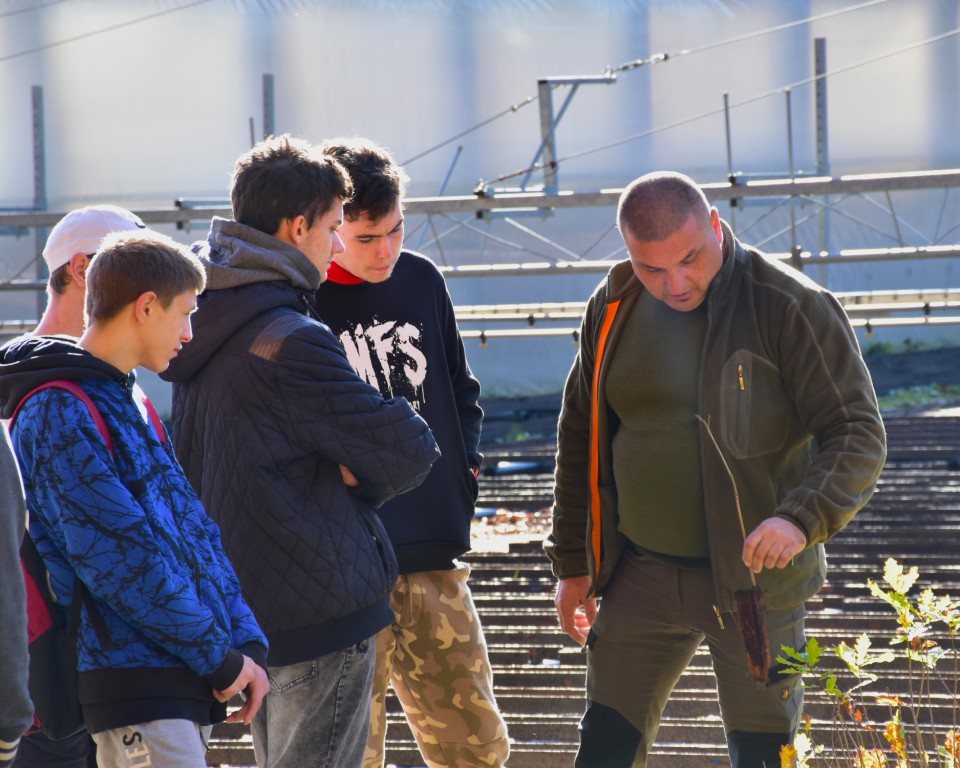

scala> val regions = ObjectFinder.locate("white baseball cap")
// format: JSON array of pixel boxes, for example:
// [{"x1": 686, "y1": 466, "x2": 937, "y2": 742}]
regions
[{"x1": 42, "y1": 205, "x2": 146, "y2": 273}]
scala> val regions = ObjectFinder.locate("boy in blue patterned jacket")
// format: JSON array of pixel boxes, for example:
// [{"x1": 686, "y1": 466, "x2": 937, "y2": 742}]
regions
[{"x1": 0, "y1": 231, "x2": 268, "y2": 768}]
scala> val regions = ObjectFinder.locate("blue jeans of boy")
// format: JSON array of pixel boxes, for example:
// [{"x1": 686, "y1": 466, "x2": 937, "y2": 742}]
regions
[{"x1": 251, "y1": 640, "x2": 375, "y2": 768}]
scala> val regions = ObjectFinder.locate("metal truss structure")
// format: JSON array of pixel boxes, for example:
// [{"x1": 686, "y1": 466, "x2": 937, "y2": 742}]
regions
[
  {"x1": 3, "y1": 17, "x2": 960, "y2": 343},
  {"x1": 2, "y1": 166, "x2": 960, "y2": 341}
]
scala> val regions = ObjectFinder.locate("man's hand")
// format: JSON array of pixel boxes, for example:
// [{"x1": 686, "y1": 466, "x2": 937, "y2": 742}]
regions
[
  {"x1": 339, "y1": 464, "x2": 360, "y2": 487},
  {"x1": 215, "y1": 654, "x2": 269, "y2": 725},
  {"x1": 742, "y1": 517, "x2": 807, "y2": 574},
  {"x1": 555, "y1": 575, "x2": 597, "y2": 645}
]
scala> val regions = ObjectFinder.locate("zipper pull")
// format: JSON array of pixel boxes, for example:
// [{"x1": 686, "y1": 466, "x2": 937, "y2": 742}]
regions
[
  {"x1": 737, "y1": 364, "x2": 745, "y2": 391},
  {"x1": 713, "y1": 605, "x2": 725, "y2": 630}
]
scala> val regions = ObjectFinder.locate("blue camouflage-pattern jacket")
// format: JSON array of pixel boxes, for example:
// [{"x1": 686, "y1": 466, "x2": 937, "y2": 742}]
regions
[{"x1": 0, "y1": 337, "x2": 267, "y2": 733}]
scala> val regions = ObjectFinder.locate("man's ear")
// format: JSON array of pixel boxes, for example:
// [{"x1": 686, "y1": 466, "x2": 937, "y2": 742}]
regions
[
  {"x1": 69, "y1": 253, "x2": 90, "y2": 288},
  {"x1": 709, "y1": 207, "x2": 723, "y2": 244},
  {"x1": 133, "y1": 291, "x2": 159, "y2": 324},
  {"x1": 274, "y1": 215, "x2": 308, "y2": 247}
]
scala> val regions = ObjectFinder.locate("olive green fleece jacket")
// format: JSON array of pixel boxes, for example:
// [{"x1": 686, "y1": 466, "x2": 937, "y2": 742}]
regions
[{"x1": 545, "y1": 221, "x2": 887, "y2": 613}]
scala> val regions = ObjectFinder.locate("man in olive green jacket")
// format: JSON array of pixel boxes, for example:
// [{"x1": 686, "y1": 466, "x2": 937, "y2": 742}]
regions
[{"x1": 545, "y1": 171, "x2": 886, "y2": 768}]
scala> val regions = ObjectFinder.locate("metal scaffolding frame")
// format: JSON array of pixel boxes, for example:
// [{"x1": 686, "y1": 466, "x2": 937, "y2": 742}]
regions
[
  {"x1": 448, "y1": 287, "x2": 960, "y2": 343},
  {"x1": 3, "y1": 29, "x2": 960, "y2": 340},
  {"x1": 3, "y1": 167, "x2": 960, "y2": 338}
]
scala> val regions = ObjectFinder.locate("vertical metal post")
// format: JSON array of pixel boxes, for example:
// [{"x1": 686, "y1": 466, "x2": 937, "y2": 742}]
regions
[
  {"x1": 521, "y1": 84, "x2": 579, "y2": 191},
  {"x1": 785, "y1": 88, "x2": 802, "y2": 271},
  {"x1": 32, "y1": 85, "x2": 47, "y2": 317},
  {"x1": 537, "y1": 79, "x2": 558, "y2": 195},
  {"x1": 263, "y1": 73, "x2": 275, "y2": 139},
  {"x1": 723, "y1": 91, "x2": 736, "y2": 230},
  {"x1": 523, "y1": 74, "x2": 613, "y2": 193},
  {"x1": 814, "y1": 37, "x2": 831, "y2": 284}
]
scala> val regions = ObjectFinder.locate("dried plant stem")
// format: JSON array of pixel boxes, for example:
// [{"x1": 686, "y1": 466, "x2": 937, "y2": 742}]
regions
[
  {"x1": 696, "y1": 414, "x2": 770, "y2": 683},
  {"x1": 695, "y1": 414, "x2": 755, "y2": 588}
]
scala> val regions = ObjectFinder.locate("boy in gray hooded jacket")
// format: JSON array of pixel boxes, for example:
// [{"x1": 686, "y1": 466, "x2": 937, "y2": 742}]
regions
[{"x1": 163, "y1": 135, "x2": 440, "y2": 768}]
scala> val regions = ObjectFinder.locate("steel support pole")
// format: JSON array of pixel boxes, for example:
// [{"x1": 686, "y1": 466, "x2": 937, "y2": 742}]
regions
[
  {"x1": 815, "y1": 37, "x2": 831, "y2": 284},
  {"x1": 785, "y1": 88, "x2": 801, "y2": 271},
  {"x1": 263, "y1": 73, "x2": 275, "y2": 139},
  {"x1": 32, "y1": 85, "x2": 47, "y2": 318},
  {"x1": 521, "y1": 85, "x2": 581, "y2": 191},
  {"x1": 723, "y1": 91, "x2": 736, "y2": 230},
  {"x1": 537, "y1": 80, "x2": 558, "y2": 195}
]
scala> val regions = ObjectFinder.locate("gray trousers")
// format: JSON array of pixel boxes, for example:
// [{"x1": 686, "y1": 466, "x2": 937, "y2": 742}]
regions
[
  {"x1": 581, "y1": 547, "x2": 806, "y2": 767},
  {"x1": 92, "y1": 720, "x2": 211, "y2": 768},
  {"x1": 252, "y1": 640, "x2": 376, "y2": 768}
]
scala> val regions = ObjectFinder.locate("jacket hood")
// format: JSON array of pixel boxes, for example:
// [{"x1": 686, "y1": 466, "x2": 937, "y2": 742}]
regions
[
  {"x1": 199, "y1": 218, "x2": 321, "y2": 293},
  {"x1": 162, "y1": 280, "x2": 308, "y2": 383},
  {"x1": 163, "y1": 219, "x2": 322, "y2": 384},
  {"x1": 0, "y1": 335, "x2": 126, "y2": 419},
  {"x1": 604, "y1": 218, "x2": 739, "y2": 303}
]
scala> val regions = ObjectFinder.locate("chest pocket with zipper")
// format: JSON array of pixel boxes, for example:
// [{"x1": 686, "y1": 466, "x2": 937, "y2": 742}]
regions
[{"x1": 719, "y1": 352, "x2": 792, "y2": 459}]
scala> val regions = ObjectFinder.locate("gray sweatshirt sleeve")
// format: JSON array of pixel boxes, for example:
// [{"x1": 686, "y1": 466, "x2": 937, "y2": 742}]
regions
[{"x1": 0, "y1": 428, "x2": 33, "y2": 766}]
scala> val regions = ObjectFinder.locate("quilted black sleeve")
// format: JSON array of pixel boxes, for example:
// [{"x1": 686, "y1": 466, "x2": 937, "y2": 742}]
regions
[{"x1": 275, "y1": 320, "x2": 441, "y2": 507}]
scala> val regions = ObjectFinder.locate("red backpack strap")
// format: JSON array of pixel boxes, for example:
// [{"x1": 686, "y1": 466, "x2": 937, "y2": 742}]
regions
[
  {"x1": 9, "y1": 380, "x2": 113, "y2": 454},
  {"x1": 10, "y1": 382, "x2": 119, "y2": 658},
  {"x1": 132, "y1": 384, "x2": 166, "y2": 445}
]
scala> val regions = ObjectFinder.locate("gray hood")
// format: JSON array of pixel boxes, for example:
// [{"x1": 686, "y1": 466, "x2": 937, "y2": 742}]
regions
[{"x1": 197, "y1": 217, "x2": 321, "y2": 292}]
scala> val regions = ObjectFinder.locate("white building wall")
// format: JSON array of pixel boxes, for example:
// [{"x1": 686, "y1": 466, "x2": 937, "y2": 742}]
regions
[{"x1": 2, "y1": 0, "x2": 958, "y2": 403}]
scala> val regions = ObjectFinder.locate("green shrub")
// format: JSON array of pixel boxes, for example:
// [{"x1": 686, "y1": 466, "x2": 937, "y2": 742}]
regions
[{"x1": 778, "y1": 560, "x2": 960, "y2": 767}]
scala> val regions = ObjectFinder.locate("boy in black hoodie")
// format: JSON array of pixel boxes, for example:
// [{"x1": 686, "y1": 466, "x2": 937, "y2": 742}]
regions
[{"x1": 315, "y1": 138, "x2": 509, "y2": 768}]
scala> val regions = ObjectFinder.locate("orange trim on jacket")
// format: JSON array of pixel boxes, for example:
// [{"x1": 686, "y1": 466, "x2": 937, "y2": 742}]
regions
[{"x1": 589, "y1": 299, "x2": 621, "y2": 573}]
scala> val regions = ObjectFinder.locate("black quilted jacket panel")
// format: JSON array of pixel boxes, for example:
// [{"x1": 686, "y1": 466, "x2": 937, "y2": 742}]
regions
[{"x1": 163, "y1": 226, "x2": 439, "y2": 659}]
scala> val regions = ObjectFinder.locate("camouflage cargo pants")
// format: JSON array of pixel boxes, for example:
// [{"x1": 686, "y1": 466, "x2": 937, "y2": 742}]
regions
[{"x1": 364, "y1": 561, "x2": 510, "y2": 768}]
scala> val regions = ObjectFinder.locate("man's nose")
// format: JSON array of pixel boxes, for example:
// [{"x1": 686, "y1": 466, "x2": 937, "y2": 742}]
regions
[{"x1": 666, "y1": 270, "x2": 687, "y2": 294}]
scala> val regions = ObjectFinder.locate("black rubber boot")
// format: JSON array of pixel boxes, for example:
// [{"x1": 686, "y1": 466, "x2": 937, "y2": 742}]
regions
[
  {"x1": 726, "y1": 730, "x2": 792, "y2": 768},
  {"x1": 575, "y1": 701, "x2": 643, "y2": 767}
]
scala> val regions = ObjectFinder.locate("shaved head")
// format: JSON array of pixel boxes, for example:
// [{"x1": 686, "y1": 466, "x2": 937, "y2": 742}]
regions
[{"x1": 617, "y1": 171, "x2": 713, "y2": 242}]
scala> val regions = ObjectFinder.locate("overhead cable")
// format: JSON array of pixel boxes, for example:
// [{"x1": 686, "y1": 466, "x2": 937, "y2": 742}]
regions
[
  {"x1": 0, "y1": 0, "x2": 76, "y2": 19},
  {"x1": 0, "y1": 0, "x2": 216, "y2": 63},
  {"x1": 669, "y1": 0, "x2": 892, "y2": 60},
  {"x1": 411, "y1": 0, "x2": 895, "y2": 168},
  {"x1": 486, "y1": 24, "x2": 960, "y2": 186},
  {"x1": 400, "y1": 96, "x2": 537, "y2": 166}
]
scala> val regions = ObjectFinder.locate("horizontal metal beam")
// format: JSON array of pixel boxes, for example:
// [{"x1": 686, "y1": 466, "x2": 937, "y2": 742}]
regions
[
  {"x1": 409, "y1": 168, "x2": 960, "y2": 213},
  {"x1": 705, "y1": 168, "x2": 960, "y2": 201},
  {"x1": 0, "y1": 320, "x2": 32, "y2": 334},
  {"x1": 7, "y1": 285, "x2": 960, "y2": 343},
  {"x1": 7, "y1": 242, "x2": 956, "y2": 291},
  {"x1": 462, "y1": 327, "x2": 580, "y2": 341},
  {"x1": 850, "y1": 316, "x2": 960, "y2": 329},
  {"x1": 539, "y1": 75, "x2": 617, "y2": 86},
  {"x1": 458, "y1": 313, "x2": 960, "y2": 342},
  {"x1": 836, "y1": 288, "x2": 960, "y2": 305},
  {"x1": 440, "y1": 244, "x2": 960, "y2": 279},
  {"x1": 2, "y1": 167, "x2": 958, "y2": 230},
  {"x1": 0, "y1": 279, "x2": 46, "y2": 290},
  {"x1": 454, "y1": 287, "x2": 960, "y2": 323},
  {"x1": 0, "y1": 206, "x2": 231, "y2": 229}
]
